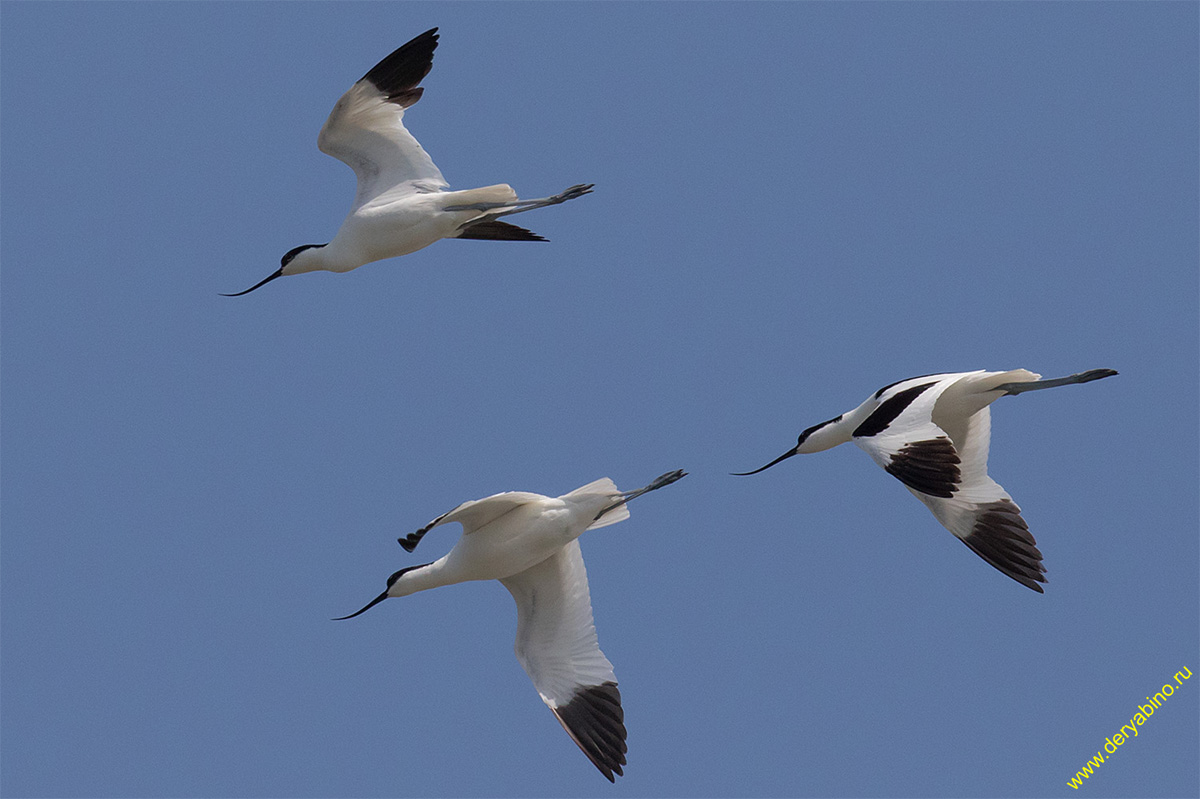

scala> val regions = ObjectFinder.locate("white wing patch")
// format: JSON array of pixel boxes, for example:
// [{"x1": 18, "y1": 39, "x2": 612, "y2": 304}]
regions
[
  {"x1": 500, "y1": 540, "x2": 626, "y2": 779},
  {"x1": 398, "y1": 491, "x2": 544, "y2": 552},
  {"x1": 501, "y1": 540, "x2": 616, "y2": 706},
  {"x1": 318, "y1": 82, "x2": 449, "y2": 210}
]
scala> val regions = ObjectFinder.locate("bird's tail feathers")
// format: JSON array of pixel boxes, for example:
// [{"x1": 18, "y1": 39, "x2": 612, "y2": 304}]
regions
[
  {"x1": 564, "y1": 478, "x2": 631, "y2": 530},
  {"x1": 587, "y1": 503, "x2": 630, "y2": 530},
  {"x1": 443, "y1": 183, "x2": 519, "y2": 208},
  {"x1": 979, "y1": 369, "x2": 1041, "y2": 392}
]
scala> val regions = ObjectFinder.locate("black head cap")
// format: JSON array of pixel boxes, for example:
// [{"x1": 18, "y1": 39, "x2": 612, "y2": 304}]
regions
[
  {"x1": 221, "y1": 244, "x2": 328, "y2": 297},
  {"x1": 386, "y1": 563, "x2": 430, "y2": 587},
  {"x1": 281, "y1": 243, "x2": 325, "y2": 268}
]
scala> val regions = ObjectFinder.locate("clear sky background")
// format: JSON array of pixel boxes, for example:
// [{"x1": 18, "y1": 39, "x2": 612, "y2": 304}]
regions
[{"x1": 2, "y1": 3, "x2": 1197, "y2": 797}]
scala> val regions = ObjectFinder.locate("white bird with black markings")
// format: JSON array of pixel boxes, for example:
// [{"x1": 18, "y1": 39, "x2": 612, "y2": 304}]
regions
[
  {"x1": 224, "y1": 28, "x2": 592, "y2": 295},
  {"x1": 334, "y1": 469, "x2": 687, "y2": 782},
  {"x1": 734, "y1": 369, "x2": 1117, "y2": 592}
]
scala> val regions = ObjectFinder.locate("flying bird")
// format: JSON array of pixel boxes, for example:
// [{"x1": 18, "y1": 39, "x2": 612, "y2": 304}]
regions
[
  {"x1": 734, "y1": 369, "x2": 1118, "y2": 592},
  {"x1": 224, "y1": 28, "x2": 592, "y2": 296},
  {"x1": 335, "y1": 469, "x2": 687, "y2": 781}
]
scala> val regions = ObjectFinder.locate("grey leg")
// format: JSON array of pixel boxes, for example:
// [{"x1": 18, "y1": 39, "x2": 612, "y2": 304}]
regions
[
  {"x1": 443, "y1": 183, "x2": 594, "y2": 215},
  {"x1": 997, "y1": 369, "x2": 1118, "y2": 395},
  {"x1": 593, "y1": 469, "x2": 687, "y2": 520}
]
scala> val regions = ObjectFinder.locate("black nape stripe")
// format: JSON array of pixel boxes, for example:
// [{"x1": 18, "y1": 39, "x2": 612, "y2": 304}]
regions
[
  {"x1": 386, "y1": 562, "x2": 434, "y2": 587},
  {"x1": 885, "y1": 437, "x2": 961, "y2": 498},
  {"x1": 854, "y1": 381, "x2": 938, "y2": 438},
  {"x1": 795, "y1": 414, "x2": 843, "y2": 447},
  {"x1": 281, "y1": 242, "x2": 325, "y2": 268}
]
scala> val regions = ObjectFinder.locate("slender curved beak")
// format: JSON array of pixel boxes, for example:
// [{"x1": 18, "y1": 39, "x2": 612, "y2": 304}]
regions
[
  {"x1": 220, "y1": 268, "x2": 283, "y2": 297},
  {"x1": 731, "y1": 448, "x2": 798, "y2": 476},
  {"x1": 332, "y1": 590, "x2": 390, "y2": 621}
]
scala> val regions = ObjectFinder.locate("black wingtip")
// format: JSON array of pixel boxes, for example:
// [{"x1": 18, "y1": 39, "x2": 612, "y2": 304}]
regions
[
  {"x1": 220, "y1": 268, "x2": 283, "y2": 297},
  {"x1": 362, "y1": 28, "x2": 440, "y2": 103},
  {"x1": 552, "y1": 682, "x2": 627, "y2": 782},
  {"x1": 958, "y1": 499, "x2": 1048, "y2": 593},
  {"x1": 397, "y1": 536, "x2": 418, "y2": 553}
]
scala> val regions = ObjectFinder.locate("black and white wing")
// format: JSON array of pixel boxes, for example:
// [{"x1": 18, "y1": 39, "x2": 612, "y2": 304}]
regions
[
  {"x1": 398, "y1": 491, "x2": 545, "y2": 552},
  {"x1": 317, "y1": 28, "x2": 449, "y2": 211},
  {"x1": 500, "y1": 540, "x2": 627, "y2": 781},
  {"x1": 853, "y1": 375, "x2": 1047, "y2": 592}
]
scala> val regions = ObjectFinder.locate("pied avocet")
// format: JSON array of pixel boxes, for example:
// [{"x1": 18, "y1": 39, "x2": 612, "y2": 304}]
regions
[
  {"x1": 734, "y1": 369, "x2": 1117, "y2": 592},
  {"x1": 335, "y1": 469, "x2": 687, "y2": 781},
  {"x1": 224, "y1": 28, "x2": 592, "y2": 296}
]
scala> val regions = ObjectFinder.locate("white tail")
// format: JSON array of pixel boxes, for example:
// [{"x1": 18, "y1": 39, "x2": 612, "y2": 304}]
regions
[{"x1": 563, "y1": 477, "x2": 630, "y2": 531}]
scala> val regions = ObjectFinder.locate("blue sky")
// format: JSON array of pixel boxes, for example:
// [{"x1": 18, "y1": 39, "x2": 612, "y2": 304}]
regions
[{"x1": 2, "y1": 3, "x2": 1197, "y2": 797}]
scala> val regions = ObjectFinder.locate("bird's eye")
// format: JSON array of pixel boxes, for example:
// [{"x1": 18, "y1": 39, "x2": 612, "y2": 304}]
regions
[
  {"x1": 281, "y1": 244, "x2": 309, "y2": 267},
  {"x1": 281, "y1": 243, "x2": 324, "y2": 267}
]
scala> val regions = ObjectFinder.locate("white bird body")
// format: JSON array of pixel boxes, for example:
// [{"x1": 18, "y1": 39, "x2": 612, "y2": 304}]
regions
[
  {"x1": 395, "y1": 487, "x2": 607, "y2": 589},
  {"x1": 735, "y1": 368, "x2": 1117, "y2": 592},
  {"x1": 336, "y1": 470, "x2": 686, "y2": 782},
  {"x1": 225, "y1": 29, "x2": 592, "y2": 295},
  {"x1": 290, "y1": 184, "x2": 523, "y2": 275}
]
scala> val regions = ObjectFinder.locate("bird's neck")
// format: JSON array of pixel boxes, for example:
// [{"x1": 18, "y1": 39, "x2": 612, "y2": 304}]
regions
[
  {"x1": 282, "y1": 242, "x2": 362, "y2": 276},
  {"x1": 388, "y1": 557, "x2": 458, "y2": 598},
  {"x1": 804, "y1": 424, "x2": 852, "y2": 452},
  {"x1": 794, "y1": 411, "x2": 858, "y2": 453}
]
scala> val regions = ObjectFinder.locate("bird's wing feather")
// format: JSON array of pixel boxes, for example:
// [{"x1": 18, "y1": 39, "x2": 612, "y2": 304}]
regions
[
  {"x1": 317, "y1": 29, "x2": 449, "y2": 211},
  {"x1": 852, "y1": 377, "x2": 959, "y2": 490},
  {"x1": 398, "y1": 491, "x2": 545, "y2": 552},
  {"x1": 500, "y1": 540, "x2": 626, "y2": 781},
  {"x1": 853, "y1": 377, "x2": 1046, "y2": 591},
  {"x1": 950, "y1": 496, "x2": 1045, "y2": 591},
  {"x1": 453, "y1": 220, "x2": 547, "y2": 242},
  {"x1": 917, "y1": 404, "x2": 1046, "y2": 591}
]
